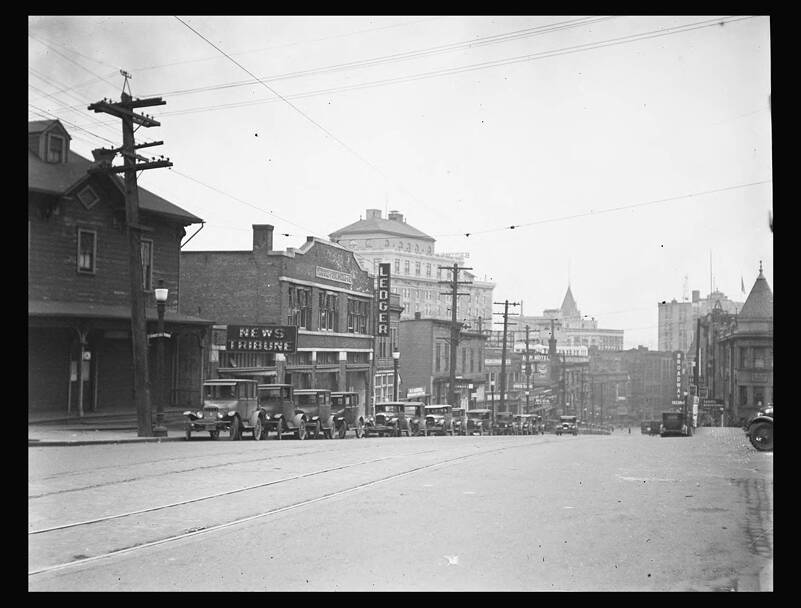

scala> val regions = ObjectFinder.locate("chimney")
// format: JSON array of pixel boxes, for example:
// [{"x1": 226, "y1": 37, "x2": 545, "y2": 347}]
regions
[
  {"x1": 366, "y1": 209, "x2": 382, "y2": 220},
  {"x1": 253, "y1": 224, "x2": 274, "y2": 252},
  {"x1": 692, "y1": 290, "x2": 700, "y2": 303},
  {"x1": 388, "y1": 210, "x2": 404, "y2": 223}
]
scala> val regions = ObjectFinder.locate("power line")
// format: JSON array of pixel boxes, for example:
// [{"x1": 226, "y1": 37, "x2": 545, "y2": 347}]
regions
[
  {"x1": 156, "y1": 15, "x2": 752, "y2": 118},
  {"x1": 174, "y1": 15, "x2": 446, "y2": 222},
  {"x1": 437, "y1": 179, "x2": 773, "y2": 238},
  {"x1": 141, "y1": 16, "x2": 613, "y2": 99}
]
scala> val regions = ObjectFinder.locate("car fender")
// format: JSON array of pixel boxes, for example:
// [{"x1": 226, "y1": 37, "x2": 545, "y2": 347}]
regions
[
  {"x1": 748, "y1": 415, "x2": 773, "y2": 429},
  {"x1": 326, "y1": 416, "x2": 335, "y2": 429},
  {"x1": 292, "y1": 412, "x2": 306, "y2": 428},
  {"x1": 249, "y1": 411, "x2": 262, "y2": 428}
]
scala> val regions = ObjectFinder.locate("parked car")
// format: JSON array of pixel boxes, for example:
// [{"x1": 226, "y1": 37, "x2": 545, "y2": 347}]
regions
[
  {"x1": 256, "y1": 383, "x2": 297, "y2": 439},
  {"x1": 513, "y1": 414, "x2": 536, "y2": 435},
  {"x1": 331, "y1": 391, "x2": 365, "y2": 439},
  {"x1": 364, "y1": 402, "x2": 413, "y2": 437},
  {"x1": 293, "y1": 389, "x2": 335, "y2": 439},
  {"x1": 451, "y1": 407, "x2": 468, "y2": 435},
  {"x1": 494, "y1": 412, "x2": 515, "y2": 435},
  {"x1": 184, "y1": 379, "x2": 259, "y2": 440},
  {"x1": 424, "y1": 404, "x2": 455, "y2": 436},
  {"x1": 404, "y1": 402, "x2": 427, "y2": 436},
  {"x1": 660, "y1": 412, "x2": 689, "y2": 437},
  {"x1": 744, "y1": 405, "x2": 773, "y2": 452},
  {"x1": 647, "y1": 420, "x2": 661, "y2": 436},
  {"x1": 466, "y1": 408, "x2": 492, "y2": 435},
  {"x1": 186, "y1": 378, "x2": 265, "y2": 441}
]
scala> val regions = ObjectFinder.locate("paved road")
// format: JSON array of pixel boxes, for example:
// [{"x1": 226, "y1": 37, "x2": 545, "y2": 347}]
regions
[{"x1": 28, "y1": 428, "x2": 772, "y2": 591}]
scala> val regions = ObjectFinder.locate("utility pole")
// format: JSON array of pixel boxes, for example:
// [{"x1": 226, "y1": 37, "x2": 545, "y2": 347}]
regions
[
  {"x1": 439, "y1": 263, "x2": 472, "y2": 407},
  {"x1": 493, "y1": 300, "x2": 520, "y2": 421},
  {"x1": 525, "y1": 325, "x2": 531, "y2": 414},
  {"x1": 88, "y1": 72, "x2": 173, "y2": 437}
]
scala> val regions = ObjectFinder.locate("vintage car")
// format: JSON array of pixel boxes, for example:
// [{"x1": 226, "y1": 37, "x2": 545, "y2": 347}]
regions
[
  {"x1": 423, "y1": 404, "x2": 455, "y2": 436},
  {"x1": 513, "y1": 414, "x2": 536, "y2": 435},
  {"x1": 744, "y1": 405, "x2": 773, "y2": 452},
  {"x1": 660, "y1": 412, "x2": 689, "y2": 437},
  {"x1": 255, "y1": 383, "x2": 299, "y2": 439},
  {"x1": 364, "y1": 402, "x2": 413, "y2": 437},
  {"x1": 555, "y1": 415, "x2": 578, "y2": 436},
  {"x1": 647, "y1": 420, "x2": 661, "y2": 436},
  {"x1": 331, "y1": 391, "x2": 365, "y2": 439},
  {"x1": 184, "y1": 378, "x2": 262, "y2": 441},
  {"x1": 466, "y1": 408, "x2": 492, "y2": 435},
  {"x1": 494, "y1": 412, "x2": 515, "y2": 435},
  {"x1": 404, "y1": 402, "x2": 427, "y2": 436},
  {"x1": 451, "y1": 407, "x2": 468, "y2": 435},
  {"x1": 293, "y1": 389, "x2": 335, "y2": 439}
]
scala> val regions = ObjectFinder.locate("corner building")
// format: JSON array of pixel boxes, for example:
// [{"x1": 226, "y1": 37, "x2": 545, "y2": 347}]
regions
[{"x1": 180, "y1": 225, "x2": 375, "y2": 407}]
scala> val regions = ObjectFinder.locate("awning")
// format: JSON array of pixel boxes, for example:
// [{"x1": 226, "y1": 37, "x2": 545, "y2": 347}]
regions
[{"x1": 29, "y1": 300, "x2": 214, "y2": 325}]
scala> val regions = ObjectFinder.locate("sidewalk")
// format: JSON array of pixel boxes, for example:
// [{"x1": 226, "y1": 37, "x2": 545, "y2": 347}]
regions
[{"x1": 29, "y1": 409, "x2": 189, "y2": 447}]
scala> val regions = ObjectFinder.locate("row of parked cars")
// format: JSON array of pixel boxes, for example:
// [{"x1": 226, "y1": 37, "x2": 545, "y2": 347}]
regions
[{"x1": 183, "y1": 379, "x2": 549, "y2": 440}]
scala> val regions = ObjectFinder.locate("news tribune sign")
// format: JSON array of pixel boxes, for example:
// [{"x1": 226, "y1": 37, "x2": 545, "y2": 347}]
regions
[
  {"x1": 376, "y1": 263, "x2": 391, "y2": 336},
  {"x1": 226, "y1": 325, "x2": 297, "y2": 353}
]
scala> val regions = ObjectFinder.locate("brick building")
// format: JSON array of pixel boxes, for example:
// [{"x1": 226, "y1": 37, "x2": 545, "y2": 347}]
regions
[
  {"x1": 28, "y1": 119, "x2": 210, "y2": 417},
  {"x1": 180, "y1": 226, "x2": 376, "y2": 408},
  {"x1": 619, "y1": 346, "x2": 676, "y2": 422},
  {"x1": 398, "y1": 316, "x2": 487, "y2": 408}
]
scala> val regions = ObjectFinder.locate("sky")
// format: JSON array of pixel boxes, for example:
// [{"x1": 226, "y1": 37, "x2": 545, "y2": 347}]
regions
[{"x1": 28, "y1": 15, "x2": 773, "y2": 349}]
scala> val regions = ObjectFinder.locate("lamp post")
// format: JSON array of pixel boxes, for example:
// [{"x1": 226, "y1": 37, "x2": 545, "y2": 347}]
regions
[
  {"x1": 525, "y1": 390, "x2": 530, "y2": 414},
  {"x1": 153, "y1": 280, "x2": 169, "y2": 437},
  {"x1": 392, "y1": 349, "x2": 400, "y2": 401}
]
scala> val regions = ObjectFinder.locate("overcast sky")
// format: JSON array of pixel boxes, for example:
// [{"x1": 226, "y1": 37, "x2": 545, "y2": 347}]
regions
[{"x1": 28, "y1": 15, "x2": 773, "y2": 349}]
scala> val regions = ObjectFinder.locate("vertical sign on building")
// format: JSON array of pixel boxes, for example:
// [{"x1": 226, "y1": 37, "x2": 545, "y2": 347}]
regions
[
  {"x1": 377, "y1": 263, "x2": 391, "y2": 336},
  {"x1": 673, "y1": 351, "x2": 684, "y2": 401}
]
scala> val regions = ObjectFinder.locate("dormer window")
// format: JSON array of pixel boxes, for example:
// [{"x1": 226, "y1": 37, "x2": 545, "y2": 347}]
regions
[{"x1": 46, "y1": 133, "x2": 66, "y2": 163}]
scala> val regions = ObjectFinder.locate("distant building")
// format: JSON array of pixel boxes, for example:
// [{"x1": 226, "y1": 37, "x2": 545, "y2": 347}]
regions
[
  {"x1": 512, "y1": 285, "x2": 624, "y2": 352},
  {"x1": 329, "y1": 209, "x2": 495, "y2": 324},
  {"x1": 398, "y1": 315, "x2": 487, "y2": 408},
  {"x1": 658, "y1": 288, "x2": 743, "y2": 353},
  {"x1": 619, "y1": 346, "x2": 676, "y2": 422}
]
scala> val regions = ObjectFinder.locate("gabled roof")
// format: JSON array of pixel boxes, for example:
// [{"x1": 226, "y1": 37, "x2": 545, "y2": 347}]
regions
[
  {"x1": 28, "y1": 119, "x2": 71, "y2": 138},
  {"x1": 329, "y1": 215, "x2": 434, "y2": 242},
  {"x1": 28, "y1": 148, "x2": 203, "y2": 225},
  {"x1": 560, "y1": 285, "x2": 580, "y2": 318},
  {"x1": 739, "y1": 268, "x2": 773, "y2": 319}
]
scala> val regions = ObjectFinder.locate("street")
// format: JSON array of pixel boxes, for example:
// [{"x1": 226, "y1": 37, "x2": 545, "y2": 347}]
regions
[{"x1": 28, "y1": 427, "x2": 772, "y2": 591}]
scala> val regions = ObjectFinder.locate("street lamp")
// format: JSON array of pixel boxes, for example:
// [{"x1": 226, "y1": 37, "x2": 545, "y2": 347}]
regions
[
  {"x1": 392, "y1": 348, "x2": 400, "y2": 401},
  {"x1": 153, "y1": 280, "x2": 169, "y2": 437}
]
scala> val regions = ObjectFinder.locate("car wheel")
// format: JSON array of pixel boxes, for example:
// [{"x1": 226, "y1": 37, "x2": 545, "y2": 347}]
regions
[
  {"x1": 313, "y1": 420, "x2": 322, "y2": 439},
  {"x1": 749, "y1": 422, "x2": 773, "y2": 451},
  {"x1": 185, "y1": 428, "x2": 191, "y2": 441},
  {"x1": 338, "y1": 423, "x2": 347, "y2": 439},
  {"x1": 275, "y1": 422, "x2": 282, "y2": 440},
  {"x1": 209, "y1": 430, "x2": 219, "y2": 440},
  {"x1": 253, "y1": 417, "x2": 264, "y2": 441},
  {"x1": 356, "y1": 421, "x2": 364, "y2": 439},
  {"x1": 297, "y1": 423, "x2": 307, "y2": 440},
  {"x1": 229, "y1": 417, "x2": 240, "y2": 441}
]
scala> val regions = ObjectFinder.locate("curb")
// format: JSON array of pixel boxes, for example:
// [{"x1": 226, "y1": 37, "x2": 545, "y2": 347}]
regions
[{"x1": 28, "y1": 436, "x2": 186, "y2": 447}]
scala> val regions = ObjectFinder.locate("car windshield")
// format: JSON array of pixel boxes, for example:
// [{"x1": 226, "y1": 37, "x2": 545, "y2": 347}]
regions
[
  {"x1": 205, "y1": 384, "x2": 237, "y2": 400},
  {"x1": 468, "y1": 412, "x2": 488, "y2": 419},
  {"x1": 427, "y1": 407, "x2": 449, "y2": 415},
  {"x1": 258, "y1": 387, "x2": 291, "y2": 404},
  {"x1": 377, "y1": 404, "x2": 402, "y2": 414}
]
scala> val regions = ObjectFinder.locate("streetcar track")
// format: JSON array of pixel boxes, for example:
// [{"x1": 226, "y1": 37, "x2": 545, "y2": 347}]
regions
[
  {"x1": 28, "y1": 440, "x2": 417, "y2": 498},
  {"x1": 28, "y1": 447, "x2": 444, "y2": 534},
  {"x1": 29, "y1": 440, "x2": 535, "y2": 577}
]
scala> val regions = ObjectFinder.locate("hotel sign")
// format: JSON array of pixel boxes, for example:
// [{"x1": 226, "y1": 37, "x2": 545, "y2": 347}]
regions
[
  {"x1": 226, "y1": 325, "x2": 297, "y2": 353},
  {"x1": 316, "y1": 265, "x2": 353, "y2": 285},
  {"x1": 376, "y1": 263, "x2": 390, "y2": 336}
]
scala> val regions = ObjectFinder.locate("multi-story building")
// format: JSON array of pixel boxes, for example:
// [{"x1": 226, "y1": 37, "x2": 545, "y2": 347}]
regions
[
  {"x1": 658, "y1": 289, "x2": 744, "y2": 353},
  {"x1": 588, "y1": 348, "x2": 631, "y2": 426},
  {"x1": 373, "y1": 292, "x2": 404, "y2": 407},
  {"x1": 329, "y1": 209, "x2": 495, "y2": 323},
  {"x1": 28, "y1": 119, "x2": 210, "y2": 417},
  {"x1": 398, "y1": 315, "x2": 487, "y2": 408},
  {"x1": 619, "y1": 346, "x2": 676, "y2": 422},
  {"x1": 180, "y1": 225, "x2": 376, "y2": 407},
  {"x1": 512, "y1": 285, "x2": 624, "y2": 351},
  {"x1": 714, "y1": 266, "x2": 773, "y2": 425}
]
